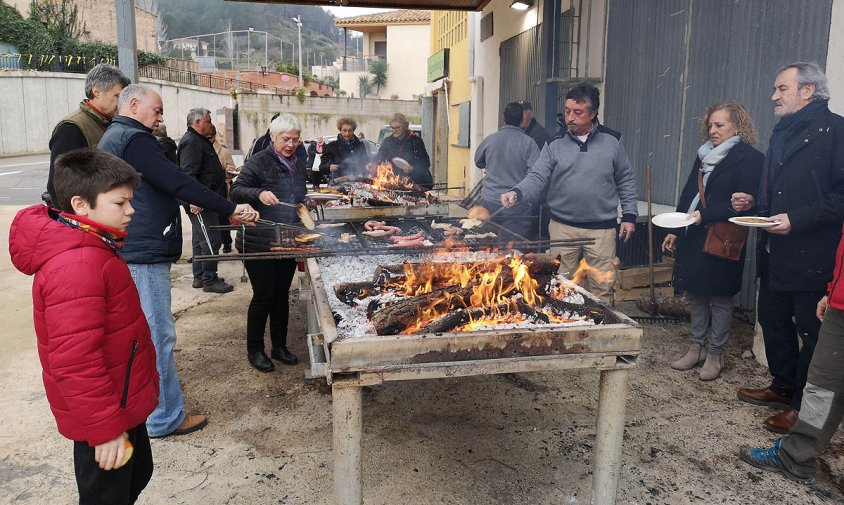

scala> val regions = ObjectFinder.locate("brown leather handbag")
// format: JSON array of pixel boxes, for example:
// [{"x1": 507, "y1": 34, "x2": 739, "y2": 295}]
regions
[{"x1": 697, "y1": 171, "x2": 748, "y2": 261}]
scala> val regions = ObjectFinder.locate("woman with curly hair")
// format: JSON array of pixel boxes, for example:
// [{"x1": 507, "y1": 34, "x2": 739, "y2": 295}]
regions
[
  {"x1": 320, "y1": 117, "x2": 371, "y2": 182},
  {"x1": 662, "y1": 102, "x2": 764, "y2": 380}
]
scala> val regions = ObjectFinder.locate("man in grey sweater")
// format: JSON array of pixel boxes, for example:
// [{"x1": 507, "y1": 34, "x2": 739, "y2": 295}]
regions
[
  {"x1": 474, "y1": 102, "x2": 541, "y2": 240},
  {"x1": 501, "y1": 85, "x2": 637, "y2": 303}
]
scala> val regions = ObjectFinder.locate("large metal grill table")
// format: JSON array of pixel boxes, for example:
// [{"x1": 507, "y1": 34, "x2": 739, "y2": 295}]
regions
[
  {"x1": 301, "y1": 255, "x2": 642, "y2": 505},
  {"x1": 316, "y1": 201, "x2": 450, "y2": 220}
]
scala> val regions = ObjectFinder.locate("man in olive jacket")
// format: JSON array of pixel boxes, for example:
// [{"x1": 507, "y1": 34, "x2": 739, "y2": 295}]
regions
[
  {"x1": 46, "y1": 64, "x2": 130, "y2": 206},
  {"x1": 733, "y1": 62, "x2": 844, "y2": 434}
]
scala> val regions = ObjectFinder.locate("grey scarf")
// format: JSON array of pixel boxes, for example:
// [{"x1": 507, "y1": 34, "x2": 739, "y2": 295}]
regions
[{"x1": 686, "y1": 135, "x2": 740, "y2": 214}]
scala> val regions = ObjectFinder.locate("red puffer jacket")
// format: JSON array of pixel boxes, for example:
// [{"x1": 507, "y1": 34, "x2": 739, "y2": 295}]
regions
[
  {"x1": 828, "y1": 222, "x2": 844, "y2": 311},
  {"x1": 9, "y1": 205, "x2": 159, "y2": 446}
]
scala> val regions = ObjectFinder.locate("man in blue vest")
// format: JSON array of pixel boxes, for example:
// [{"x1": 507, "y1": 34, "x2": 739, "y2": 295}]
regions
[{"x1": 99, "y1": 84, "x2": 258, "y2": 438}]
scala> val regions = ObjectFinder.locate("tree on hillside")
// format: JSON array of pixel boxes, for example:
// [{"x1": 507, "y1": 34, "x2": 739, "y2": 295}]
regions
[{"x1": 369, "y1": 60, "x2": 388, "y2": 95}]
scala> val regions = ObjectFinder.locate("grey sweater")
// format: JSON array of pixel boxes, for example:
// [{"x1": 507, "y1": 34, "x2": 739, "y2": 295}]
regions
[
  {"x1": 513, "y1": 124, "x2": 638, "y2": 228},
  {"x1": 475, "y1": 125, "x2": 540, "y2": 203}
]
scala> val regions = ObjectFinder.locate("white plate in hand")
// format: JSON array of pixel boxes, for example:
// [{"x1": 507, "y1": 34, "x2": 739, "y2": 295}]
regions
[
  {"x1": 652, "y1": 212, "x2": 695, "y2": 228},
  {"x1": 391, "y1": 157, "x2": 413, "y2": 173},
  {"x1": 728, "y1": 217, "x2": 781, "y2": 228}
]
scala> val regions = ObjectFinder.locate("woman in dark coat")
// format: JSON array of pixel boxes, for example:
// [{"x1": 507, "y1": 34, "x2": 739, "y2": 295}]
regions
[
  {"x1": 230, "y1": 113, "x2": 308, "y2": 372},
  {"x1": 320, "y1": 117, "x2": 371, "y2": 182},
  {"x1": 662, "y1": 102, "x2": 764, "y2": 380},
  {"x1": 375, "y1": 112, "x2": 433, "y2": 189}
]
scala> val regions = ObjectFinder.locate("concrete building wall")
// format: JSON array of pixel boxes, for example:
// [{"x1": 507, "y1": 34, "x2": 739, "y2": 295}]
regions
[
  {"x1": 237, "y1": 92, "x2": 421, "y2": 151},
  {"x1": 339, "y1": 70, "x2": 369, "y2": 97},
  {"x1": 827, "y1": 0, "x2": 844, "y2": 113},
  {"x1": 0, "y1": 71, "x2": 231, "y2": 156},
  {"x1": 384, "y1": 24, "x2": 430, "y2": 99},
  {"x1": 475, "y1": 1, "x2": 539, "y2": 140}
]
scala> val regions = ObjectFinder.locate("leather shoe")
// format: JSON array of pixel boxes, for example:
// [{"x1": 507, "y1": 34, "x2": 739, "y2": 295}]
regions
[
  {"x1": 192, "y1": 277, "x2": 203, "y2": 289},
  {"x1": 223, "y1": 244, "x2": 232, "y2": 253},
  {"x1": 150, "y1": 414, "x2": 208, "y2": 438},
  {"x1": 248, "y1": 351, "x2": 275, "y2": 372},
  {"x1": 764, "y1": 408, "x2": 799, "y2": 434},
  {"x1": 203, "y1": 278, "x2": 234, "y2": 293},
  {"x1": 737, "y1": 387, "x2": 792, "y2": 409},
  {"x1": 271, "y1": 347, "x2": 299, "y2": 365}
]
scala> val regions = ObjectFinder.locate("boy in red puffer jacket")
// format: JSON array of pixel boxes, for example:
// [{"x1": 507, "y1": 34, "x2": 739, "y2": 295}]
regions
[
  {"x1": 9, "y1": 149, "x2": 159, "y2": 504},
  {"x1": 739, "y1": 222, "x2": 844, "y2": 485}
]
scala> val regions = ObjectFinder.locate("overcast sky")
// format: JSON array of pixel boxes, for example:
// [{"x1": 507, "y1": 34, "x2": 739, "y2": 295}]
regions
[{"x1": 322, "y1": 6, "x2": 391, "y2": 17}]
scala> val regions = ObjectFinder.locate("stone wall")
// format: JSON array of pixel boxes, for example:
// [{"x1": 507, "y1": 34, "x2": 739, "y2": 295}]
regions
[
  {"x1": 0, "y1": 71, "x2": 232, "y2": 156},
  {"x1": 237, "y1": 92, "x2": 422, "y2": 150}
]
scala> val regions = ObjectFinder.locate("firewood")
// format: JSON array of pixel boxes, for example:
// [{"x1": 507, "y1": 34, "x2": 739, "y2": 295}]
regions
[
  {"x1": 371, "y1": 285, "x2": 475, "y2": 335},
  {"x1": 333, "y1": 281, "x2": 378, "y2": 305},
  {"x1": 636, "y1": 294, "x2": 690, "y2": 318}
]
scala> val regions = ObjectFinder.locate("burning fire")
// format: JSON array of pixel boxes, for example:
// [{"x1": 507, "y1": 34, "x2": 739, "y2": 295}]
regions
[
  {"x1": 390, "y1": 254, "x2": 582, "y2": 333},
  {"x1": 568, "y1": 258, "x2": 614, "y2": 286},
  {"x1": 369, "y1": 162, "x2": 413, "y2": 190}
]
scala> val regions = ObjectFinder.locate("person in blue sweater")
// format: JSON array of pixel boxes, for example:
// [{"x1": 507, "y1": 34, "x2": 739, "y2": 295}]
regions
[
  {"x1": 500, "y1": 85, "x2": 638, "y2": 303},
  {"x1": 99, "y1": 84, "x2": 258, "y2": 439}
]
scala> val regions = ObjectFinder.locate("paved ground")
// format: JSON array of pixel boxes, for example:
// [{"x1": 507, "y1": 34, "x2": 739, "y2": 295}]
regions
[
  {"x1": 1, "y1": 203, "x2": 842, "y2": 505},
  {"x1": 0, "y1": 155, "x2": 49, "y2": 206}
]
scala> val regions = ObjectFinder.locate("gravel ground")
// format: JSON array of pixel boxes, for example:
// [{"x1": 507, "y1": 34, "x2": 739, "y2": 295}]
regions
[{"x1": 1, "y1": 205, "x2": 842, "y2": 505}]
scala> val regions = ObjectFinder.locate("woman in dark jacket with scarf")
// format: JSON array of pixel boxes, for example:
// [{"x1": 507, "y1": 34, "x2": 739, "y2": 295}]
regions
[
  {"x1": 320, "y1": 117, "x2": 371, "y2": 182},
  {"x1": 230, "y1": 113, "x2": 308, "y2": 372},
  {"x1": 662, "y1": 102, "x2": 764, "y2": 380},
  {"x1": 375, "y1": 112, "x2": 433, "y2": 189}
]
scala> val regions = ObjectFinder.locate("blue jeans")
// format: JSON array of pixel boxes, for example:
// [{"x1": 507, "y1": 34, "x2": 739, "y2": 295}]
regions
[{"x1": 128, "y1": 263, "x2": 186, "y2": 437}]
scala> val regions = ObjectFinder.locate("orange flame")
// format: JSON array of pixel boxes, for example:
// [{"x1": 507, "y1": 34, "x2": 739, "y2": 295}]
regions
[
  {"x1": 568, "y1": 258, "x2": 614, "y2": 286},
  {"x1": 369, "y1": 162, "x2": 413, "y2": 190},
  {"x1": 392, "y1": 254, "x2": 568, "y2": 333}
]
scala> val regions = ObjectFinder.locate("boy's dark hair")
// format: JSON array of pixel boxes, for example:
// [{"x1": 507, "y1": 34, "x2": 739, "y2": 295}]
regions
[
  {"x1": 565, "y1": 84, "x2": 600, "y2": 113},
  {"x1": 53, "y1": 149, "x2": 141, "y2": 213},
  {"x1": 503, "y1": 102, "x2": 525, "y2": 126}
]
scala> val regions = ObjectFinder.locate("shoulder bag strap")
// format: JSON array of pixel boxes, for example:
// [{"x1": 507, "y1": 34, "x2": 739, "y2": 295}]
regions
[{"x1": 697, "y1": 170, "x2": 707, "y2": 209}]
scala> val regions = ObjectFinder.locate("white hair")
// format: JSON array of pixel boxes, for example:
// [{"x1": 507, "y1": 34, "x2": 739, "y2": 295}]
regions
[
  {"x1": 778, "y1": 62, "x2": 831, "y2": 102},
  {"x1": 186, "y1": 108, "x2": 211, "y2": 128},
  {"x1": 269, "y1": 113, "x2": 302, "y2": 136},
  {"x1": 117, "y1": 84, "x2": 150, "y2": 112}
]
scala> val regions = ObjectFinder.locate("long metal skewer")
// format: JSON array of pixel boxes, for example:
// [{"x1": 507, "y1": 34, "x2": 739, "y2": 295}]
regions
[{"x1": 195, "y1": 212, "x2": 215, "y2": 255}]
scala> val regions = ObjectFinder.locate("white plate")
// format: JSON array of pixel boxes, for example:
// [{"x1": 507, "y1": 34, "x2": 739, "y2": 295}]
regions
[
  {"x1": 728, "y1": 217, "x2": 782, "y2": 228},
  {"x1": 652, "y1": 212, "x2": 695, "y2": 228},
  {"x1": 391, "y1": 157, "x2": 413, "y2": 173},
  {"x1": 306, "y1": 193, "x2": 344, "y2": 201}
]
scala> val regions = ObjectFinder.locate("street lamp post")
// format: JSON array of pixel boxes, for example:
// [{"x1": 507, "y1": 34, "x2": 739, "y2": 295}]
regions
[{"x1": 292, "y1": 16, "x2": 303, "y2": 88}]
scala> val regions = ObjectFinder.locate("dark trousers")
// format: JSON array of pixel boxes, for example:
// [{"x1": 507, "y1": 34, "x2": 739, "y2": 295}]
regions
[
  {"x1": 758, "y1": 274, "x2": 825, "y2": 410},
  {"x1": 73, "y1": 423, "x2": 153, "y2": 505},
  {"x1": 187, "y1": 209, "x2": 222, "y2": 283},
  {"x1": 781, "y1": 306, "x2": 844, "y2": 478},
  {"x1": 218, "y1": 212, "x2": 232, "y2": 248},
  {"x1": 244, "y1": 259, "x2": 297, "y2": 354}
]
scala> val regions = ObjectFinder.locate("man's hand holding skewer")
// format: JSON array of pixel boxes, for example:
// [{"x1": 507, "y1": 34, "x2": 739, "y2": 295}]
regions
[{"x1": 232, "y1": 204, "x2": 259, "y2": 223}]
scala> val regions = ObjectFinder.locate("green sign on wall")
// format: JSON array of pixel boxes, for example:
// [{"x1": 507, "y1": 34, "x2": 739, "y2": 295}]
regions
[{"x1": 427, "y1": 48, "x2": 449, "y2": 82}]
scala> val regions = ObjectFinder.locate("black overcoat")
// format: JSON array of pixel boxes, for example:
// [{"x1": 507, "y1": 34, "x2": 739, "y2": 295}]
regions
[
  {"x1": 759, "y1": 104, "x2": 844, "y2": 292},
  {"x1": 230, "y1": 146, "x2": 308, "y2": 253},
  {"x1": 673, "y1": 141, "x2": 764, "y2": 296}
]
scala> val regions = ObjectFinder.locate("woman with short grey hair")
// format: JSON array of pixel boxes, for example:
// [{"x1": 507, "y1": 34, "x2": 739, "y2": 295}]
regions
[{"x1": 230, "y1": 112, "x2": 307, "y2": 372}]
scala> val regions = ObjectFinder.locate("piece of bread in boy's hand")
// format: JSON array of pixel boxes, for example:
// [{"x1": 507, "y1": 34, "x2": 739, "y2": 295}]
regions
[{"x1": 122, "y1": 439, "x2": 134, "y2": 466}]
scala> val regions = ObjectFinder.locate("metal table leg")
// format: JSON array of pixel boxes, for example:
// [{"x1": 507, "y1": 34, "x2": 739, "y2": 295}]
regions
[
  {"x1": 592, "y1": 368, "x2": 629, "y2": 505},
  {"x1": 333, "y1": 381, "x2": 363, "y2": 505}
]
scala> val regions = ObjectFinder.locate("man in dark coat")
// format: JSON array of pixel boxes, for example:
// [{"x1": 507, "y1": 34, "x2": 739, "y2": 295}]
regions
[
  {"x1": 517, "y1": 100, "x2": 550, "y2": 149},
  {"x1": 375, "y1": 113, "x2": 433, "y2": 189},
  {"x1": 46, "y1": 64, "x2": 130, "y2": 206},
  {"x1": 733, "y1": 62, "x2": 844, "y2": 434},
  {"x1": 178, "y1": 108, "x2": 233, "y2": 293}
]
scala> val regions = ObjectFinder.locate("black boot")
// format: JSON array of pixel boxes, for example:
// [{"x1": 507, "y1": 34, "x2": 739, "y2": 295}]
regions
[
  {"x1": 248, "y1": 351, "x2": 275, "y2": 372},
  {"x1": 271, "y1": 347, "x2": 299, "y2": 365}
]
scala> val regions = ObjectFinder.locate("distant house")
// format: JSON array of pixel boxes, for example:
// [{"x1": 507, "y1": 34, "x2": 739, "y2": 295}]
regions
[{"x1": 335, "y1": 10, "x2": 431, "y2": 100}]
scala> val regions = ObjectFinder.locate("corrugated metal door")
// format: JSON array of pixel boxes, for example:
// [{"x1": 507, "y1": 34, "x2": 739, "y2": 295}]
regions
[
  {"x1": 499, "y1": 25, "x2": 543, "y2": 125},
  {"x1": 604, "y1": 0, "x2": 832, "y2": 207}
]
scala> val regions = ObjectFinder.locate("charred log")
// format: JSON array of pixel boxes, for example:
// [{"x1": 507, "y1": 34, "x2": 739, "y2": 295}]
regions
[
  {"x1": 333, "y1": 281, "x2": 379, "y2": 305},
  {"x1": 372, "y1": 254, "x2": 560, "y2": 287},
  {"x1": 636, "y1": 294, "x2": 690, "y2": 318},
  {"x1": 371, "y1": 285, "x2": 475, "y2": 335}
]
